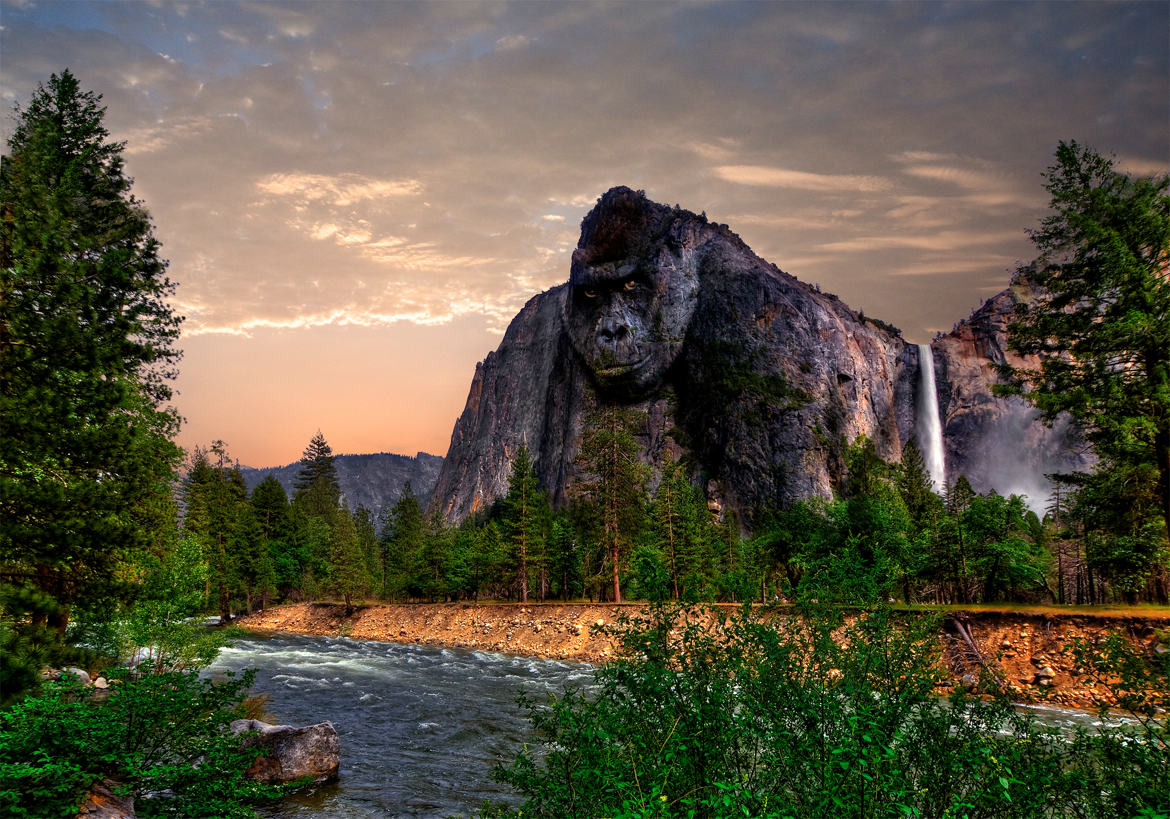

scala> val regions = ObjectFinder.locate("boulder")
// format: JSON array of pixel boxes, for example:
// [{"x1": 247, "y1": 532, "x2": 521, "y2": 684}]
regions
[
  {"x1": 63, "y1": 667, "x2": 91, "y2": 685},
  {"x1": 231, "y1": 719, "x2": 340, "y2": 785}
]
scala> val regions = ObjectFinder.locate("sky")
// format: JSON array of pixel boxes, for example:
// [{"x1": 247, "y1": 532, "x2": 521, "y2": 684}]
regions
[{"x1": 2, "y1": 1, "x2": 1167, "y2": 468}]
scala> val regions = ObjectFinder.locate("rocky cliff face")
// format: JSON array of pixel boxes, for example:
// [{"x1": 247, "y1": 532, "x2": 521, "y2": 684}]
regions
[
  {"x1": 934, "y1": 282, "x2": 1093, "y2": 504},
  {"x1": 433, "y1": 187, "x2": 1085, "y2": 523},
  {"x1": 240, "y1": 451, "x2": 443, "y2": 525}
]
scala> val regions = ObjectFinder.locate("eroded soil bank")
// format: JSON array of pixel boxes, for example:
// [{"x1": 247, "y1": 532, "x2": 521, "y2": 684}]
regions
[{"x1": 235, "y1": 602, "x2": 1169, "y2": 710}]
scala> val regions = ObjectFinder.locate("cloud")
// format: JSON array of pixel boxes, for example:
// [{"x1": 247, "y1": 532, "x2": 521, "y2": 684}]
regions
[
  {"x1": 495, "y1": 34, "x2": 530, "y2": 51},
  {"x1": 819, "y1": 230, "x2": 1022, "y2": 253},
  {"x1": 1, "y1": 0, "x2": 1164, "y2": 456},
  {"x1": 1117, "y1": 156, "x2": 1170, "y2": 177},
  {"x1": 886, "y1": 256, "x2": 1018, "y2": 277},
  {"x1": 255, "y1": 173, "x2": 422, "y2": 206},
  {"x1": 714, "y1": 165, "x2": 891, "y2": 193}
]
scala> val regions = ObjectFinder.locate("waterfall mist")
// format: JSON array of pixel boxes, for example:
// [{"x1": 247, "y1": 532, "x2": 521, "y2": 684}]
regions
[{"x1": 917, "y1": 344, "x2": 947, "y2": 492}]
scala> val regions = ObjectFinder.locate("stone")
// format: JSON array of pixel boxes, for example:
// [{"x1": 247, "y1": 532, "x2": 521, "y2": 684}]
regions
[
  {"x1": 92, "y1": 676, "x2": 109, "y2": 689},
  {"x1": 1034, "y1": 666, "x2": 1057, "y2": 681},
  {"x1": 62, "y1": 667, "x2": 91, "y2": 684},
  {"x1": 75, "y1": 779, "x2": 134, "y2": 818},
  {"x1": 231, "y1": 719, "x2": 340, "y2": 785},
  {"x1": 960, "y1": 673, "x2": 978, "y2": 687}
]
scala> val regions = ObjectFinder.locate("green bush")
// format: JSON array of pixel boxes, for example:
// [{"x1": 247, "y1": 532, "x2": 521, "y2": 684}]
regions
[
  {"x1": 0, "y1": 669, "x2": 280, "y2": 818},
  {"x1": 497, "y1": 603, "x2": 1169, "y2": 818}
]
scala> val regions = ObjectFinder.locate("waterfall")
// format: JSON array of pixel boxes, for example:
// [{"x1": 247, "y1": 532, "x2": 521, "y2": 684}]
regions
[{"x1": 917, "y1": 343, "x2": 946, "y2": 492}]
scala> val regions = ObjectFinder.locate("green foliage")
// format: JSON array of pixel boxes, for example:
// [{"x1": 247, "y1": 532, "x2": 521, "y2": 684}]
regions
[
  {"x1": 120, "y1": 534, "x2": 235, "y2": 673},
  {"x1": 0, "y1": 586, "x2": 96, "y2": 707},
  {"x1": 293, "y1": 430, "x2": 340, "y2": 516},
  {"x1": 250, "y1": 476, "x2": 293, "y2": 603},
  {"x1": 575, "y1": 406, "x2": 650, "y2": 603},
  {"x1": 963, "y1": 493, "x2": 1051, "y2": 602},
  {"x1": 0, "y1": 669, "x2": 280, "y2": 818},
  {"x1": 1001, "y1": 140, "x2": 1170, "y2": 588},
  {"x1": 497, "y1": 604, "x2": 1170, "y2": 818},
  {"x1": 647, "y1": 457, "x2": 718, "y2": 602},
  {"x1": 325, "y1": 502, "x2": 369, "y2": 614},
  {"x1": 380, "y1": 485, "x2": 427, "y2": 599},
  {"x1": 182, "y1": 442, "x2": 253, "y2": 623},
  {"x1": 547, "y1": 514, "x2": 584, "y2": 601},
  {"x1": 502, "y1": 446, "x2": 550, "y2": 603},
  {"x1": 0, "y1": 69, "x2": 182, "y2": 665},
  {"x1": 896, "y1": 440, "x2": 943, "y2": 526}
]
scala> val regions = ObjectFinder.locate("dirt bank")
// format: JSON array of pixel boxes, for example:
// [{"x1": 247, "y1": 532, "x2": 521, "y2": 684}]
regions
[{"x1": 235, "y1": 603, "x2": 1169, "y2": 710}]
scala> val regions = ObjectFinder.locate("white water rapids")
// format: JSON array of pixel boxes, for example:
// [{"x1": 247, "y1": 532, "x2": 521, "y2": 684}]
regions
[{"x1": 205, "y1": 633, "x2": 1130, "y2": 818}]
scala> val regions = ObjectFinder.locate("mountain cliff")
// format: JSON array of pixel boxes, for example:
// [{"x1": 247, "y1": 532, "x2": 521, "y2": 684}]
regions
[
  {"x1": 934, "y1": 281, "x2": 1093, "y2": 502},
  {"x1": 240, "y1": 451, "x2": 443, "y2": 524},
  {"x1": 433, "y1": 187, "x2": 1087, "y2": 523}
]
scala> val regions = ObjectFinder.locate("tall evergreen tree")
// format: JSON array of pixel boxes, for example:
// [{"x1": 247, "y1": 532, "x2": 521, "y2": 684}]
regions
[
  {"x1": 1000, "y1": 141, "x2": 1170, "y2": 584},
  {"x1": 897, "y1": 440, "x2": 942, "y2": 526},
  {"x1": 547, "y1": 513, "x2": 583, "y2": 601},
  {"x1": 182, "y1": 442, "x2": 249, "y2": 623},
  {"x1": 648, "y1": 457, "x2": 713, "y2": 600},
  {"x1": 250, "y1": 475, "x2": 292, "y2": 606},
  {"x1": 502, "y1": 445, "x2": 548, "y2": 603},
  {"x1": 575, "y1": 406, "x2": 648, "y2": 603},
  {"x1": 294, "y1": 430, "x2": 340, "y2": 515},
  {"x1": 1, "y1": 71, "x2": 182, "y2": 645},
  {"x1": 380, "y1": 484, "x2": 426, "y2": 599},
  {"x1": 325, "y1": 502, "x2": 366, "y2": 615}
]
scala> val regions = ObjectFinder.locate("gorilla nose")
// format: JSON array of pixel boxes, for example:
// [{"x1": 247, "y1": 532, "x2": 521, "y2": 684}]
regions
[{"x1": 598, "y1": 319, "x2": 630, "y2": 347}]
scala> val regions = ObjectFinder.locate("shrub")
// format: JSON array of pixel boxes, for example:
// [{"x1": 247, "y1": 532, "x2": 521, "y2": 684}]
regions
[
  {"x1": 0, "y1": 669, "x2": 280, "y2": 818},
  {"x1": 497, "y1": 603, "x2": 1169, "y2": 818}
]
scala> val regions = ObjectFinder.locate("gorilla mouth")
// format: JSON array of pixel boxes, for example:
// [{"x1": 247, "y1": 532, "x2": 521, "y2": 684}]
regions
[{"x1": 595, "y1": 353, "x2": 652, "y2": 378}]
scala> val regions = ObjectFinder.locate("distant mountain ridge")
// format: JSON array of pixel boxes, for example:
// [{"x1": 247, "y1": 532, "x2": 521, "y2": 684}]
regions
[{"x1": 239, "y1": 451, "x2": 444, "y2": 525}]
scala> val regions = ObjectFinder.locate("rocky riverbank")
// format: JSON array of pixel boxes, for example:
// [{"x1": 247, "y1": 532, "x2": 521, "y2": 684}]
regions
[{"x1": 235, "y1": 603, "x2": 1169, "y2": 711}]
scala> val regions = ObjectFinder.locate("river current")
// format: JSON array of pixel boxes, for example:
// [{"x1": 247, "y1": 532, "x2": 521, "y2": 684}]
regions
[
  {"x1": 206, "y1": 632, "x2": 1131, "y2": 818},
  {"x1": 206, "y1": 633, "x2": 592, "y2": 818}
]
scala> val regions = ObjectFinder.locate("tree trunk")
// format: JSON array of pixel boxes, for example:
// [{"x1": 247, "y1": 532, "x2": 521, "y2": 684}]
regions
[{"x1": 1156, "y1": 427, "x2": 1170, "y2": 553}]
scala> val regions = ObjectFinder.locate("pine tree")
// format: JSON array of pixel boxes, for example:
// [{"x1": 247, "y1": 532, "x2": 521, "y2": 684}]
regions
[
  {"x1": 182, "y1": 442, "x2": 249, "y2": 623},
  {"x1": 575, "y1": 406, "x2": 648, "y2": 603},
  {"x1": 897, "y1": 440, "x2": 941, "y2": 526},
  {"x1": 502, "y1": 445, "x2": 549, "y2": 603},
  {"x1": 352, "y1": 506, "x2": 381, "y2": 600},
  {"x1": 547, "y1": 514, "x2": 583, "y2": 601},
  {"x1": 649, "y1": 457, "x2": 713, "y2": 600},
  {"x1": 1001, "y1": 142, "x2": 1170, "y2": 547},
  {"x1": 325, "y1": 502, "x2": 366, "y2": 615},
  {"x1": 250, "y1": 476, "x2": 292, "y2": 605},
  {"x1": 1, "y1": 71, "x2": 182, "y2": 646},
  {"x1": 380, "y1": 484, "x2": 425, "y2": 599},
  {"x1": 294, "y1": 430, "x2": 341, "y2": 515}
]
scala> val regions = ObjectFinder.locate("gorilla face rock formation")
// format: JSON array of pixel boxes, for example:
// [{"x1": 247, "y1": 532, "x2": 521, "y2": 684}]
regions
[
  {"x1": 432, "y1": 187, "x2": 1087, "y2": 523},
  {"x1": 565, "y1": 188, "x2": 701, "y2": 400}
]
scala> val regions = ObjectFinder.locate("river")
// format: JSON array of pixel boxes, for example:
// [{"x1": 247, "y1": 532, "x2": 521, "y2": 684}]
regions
[
  {"x1": 206, "y1": 632, "x2": 1134, "y2": 818},
  {"x1": 206, "y1": 633, "x2": 592, "y2": 818}
]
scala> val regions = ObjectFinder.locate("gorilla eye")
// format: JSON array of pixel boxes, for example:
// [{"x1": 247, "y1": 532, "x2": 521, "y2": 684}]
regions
[
  {"x1": 623, "y1": 279, "x2": 638, "y2": 291},
  {"x1": 583, "y1": 288, "x2": 598, "y2": 298}
]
